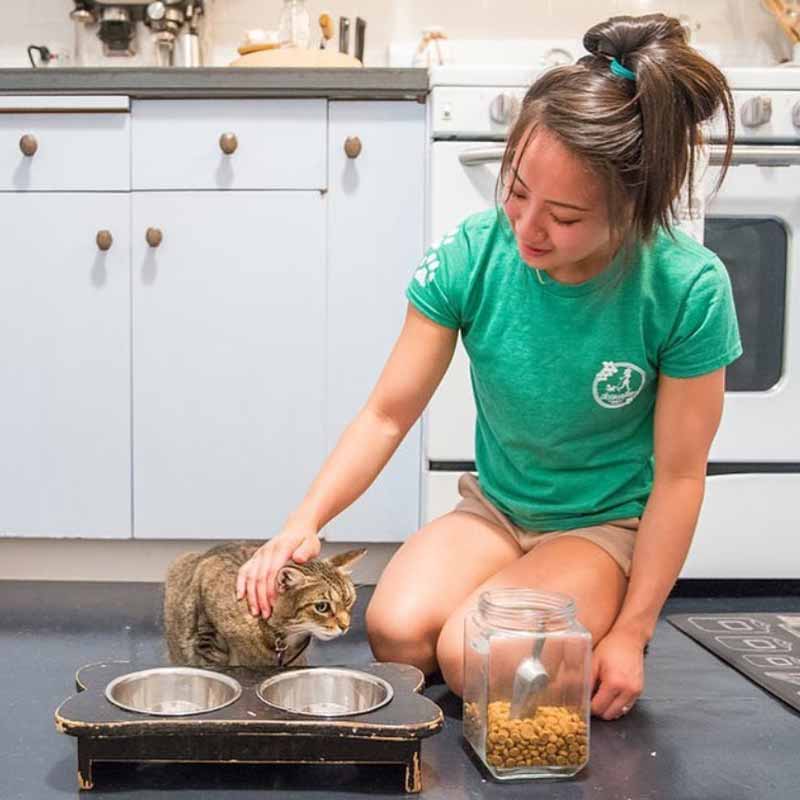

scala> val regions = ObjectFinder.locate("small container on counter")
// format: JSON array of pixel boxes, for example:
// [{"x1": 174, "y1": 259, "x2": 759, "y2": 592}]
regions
[{"x1": 463, "y1": 588, "x2": 592, "y2": 780}]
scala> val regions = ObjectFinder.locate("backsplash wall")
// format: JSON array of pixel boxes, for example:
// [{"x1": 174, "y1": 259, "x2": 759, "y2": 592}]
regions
[{"x1": 1, "y1": 0, "x2": 791, "y2": 67}]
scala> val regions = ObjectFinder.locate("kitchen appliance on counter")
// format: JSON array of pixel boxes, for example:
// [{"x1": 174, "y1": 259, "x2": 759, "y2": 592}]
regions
[
  {"x1": 389, "y1": 38, "x2": 800, "y2": 579},
  {"x1": 68, "y1": 0, "x2": 207, "y2": 66}
]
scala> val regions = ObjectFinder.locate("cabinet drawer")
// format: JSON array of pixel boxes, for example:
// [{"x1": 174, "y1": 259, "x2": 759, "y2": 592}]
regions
[
  {"x1": 132, "y1": 99, "x2": 327, "y2": 190},
  {"x1": 0, "y1": 112, "x2": 130, "y2": 191}
]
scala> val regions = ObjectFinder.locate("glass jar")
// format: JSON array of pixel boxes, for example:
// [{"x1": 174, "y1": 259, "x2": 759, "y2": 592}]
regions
[
  {"x1": 278, "y1": 0, "x2": 311, "y2": 49},
  {"x1": 463, "y1": 589, "x2": 592, "y2": 780}
]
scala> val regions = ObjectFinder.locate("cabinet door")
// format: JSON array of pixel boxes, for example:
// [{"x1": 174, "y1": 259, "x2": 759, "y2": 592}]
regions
[
  {"x1": 0, "y1": 193, "x2": 131, "y2": 537},
  {"x1": 132, "y1": 191, "x2": 326, "y2": 539},
  {"x1": 326, "y1": 101, "x2": 427, "y2": 542}
]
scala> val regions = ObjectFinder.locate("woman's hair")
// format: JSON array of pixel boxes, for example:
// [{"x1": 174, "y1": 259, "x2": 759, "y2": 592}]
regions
[{"x1": 499, "y1": 13, "x2": 735, "y2": 247}]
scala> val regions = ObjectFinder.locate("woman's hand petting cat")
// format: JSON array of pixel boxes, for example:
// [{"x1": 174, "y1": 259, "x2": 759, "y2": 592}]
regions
[{"x1": 236, "y1": 525, "x2": 321, "y2": 618}]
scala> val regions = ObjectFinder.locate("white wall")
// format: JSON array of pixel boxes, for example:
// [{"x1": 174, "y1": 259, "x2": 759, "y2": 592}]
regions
[{"x1": 1, "y1": 0, "x2": 791, "y2": 68}]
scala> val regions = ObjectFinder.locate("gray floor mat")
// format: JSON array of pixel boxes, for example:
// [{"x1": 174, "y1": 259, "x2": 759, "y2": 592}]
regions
[{"x1": 668, "y1": 611, "x2": 800, "y2": 712}]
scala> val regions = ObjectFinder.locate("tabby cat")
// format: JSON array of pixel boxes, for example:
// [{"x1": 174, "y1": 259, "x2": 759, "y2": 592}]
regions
[{"x1": 163, "y1": 542, "x2": 366, "y2": 669}]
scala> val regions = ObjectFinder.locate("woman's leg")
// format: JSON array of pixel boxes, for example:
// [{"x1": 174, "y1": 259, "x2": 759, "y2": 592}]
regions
[
  {"x1": 366, "y1": 511, "x2": 522, "y2": 674},
  {"x1": 436, "y1": 535, "x2": 628, "y2": 696}
]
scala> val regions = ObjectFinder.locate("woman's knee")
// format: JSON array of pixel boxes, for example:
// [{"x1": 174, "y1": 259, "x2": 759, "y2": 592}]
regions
[
  {"x1": 365, "y1": 594, "x2": 438, "y2": 672},
  {"x1": 436, "y1": 613, "x2": 465, "y2": 697}
]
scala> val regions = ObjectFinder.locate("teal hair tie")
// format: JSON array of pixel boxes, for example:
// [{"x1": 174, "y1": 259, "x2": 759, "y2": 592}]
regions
[{"x1": 610, "y1": 57, "x2": 636, "y2": 81}]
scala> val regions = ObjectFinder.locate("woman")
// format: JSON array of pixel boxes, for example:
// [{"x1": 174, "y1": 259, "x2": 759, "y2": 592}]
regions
[{"x1": 236, "y1": 14, "x2": 741, "y2": 721}]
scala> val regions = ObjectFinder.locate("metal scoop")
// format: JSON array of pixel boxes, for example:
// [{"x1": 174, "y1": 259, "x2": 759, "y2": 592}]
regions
[{"x1": 509, "y1": 634, "x2": 549, "y2": 719}]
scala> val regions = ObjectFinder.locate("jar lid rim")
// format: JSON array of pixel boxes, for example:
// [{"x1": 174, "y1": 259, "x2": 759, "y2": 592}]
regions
[{"x1": 477, "y1": 588, "x2": 577, "y2": 626}]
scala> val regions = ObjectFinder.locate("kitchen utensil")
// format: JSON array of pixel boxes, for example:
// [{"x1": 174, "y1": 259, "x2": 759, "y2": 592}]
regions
[
  {"x1": 509, "y1": 633, "x2": 549, "y2": 718},
  {"x1": 319, "y1": 13, "x2": 334, "y2": 49},
  {"x1": 412, "y1": 26, "x2": 448, "y2": 67},
  {"x1": 339, "y1": 17, "x2": 350, "y2": 54},
  {"x1": 354, "y1": 17, "x2": 366, "y2": 63},
  {"x1": 762, "y1": 0, "x2": 800, "y2": 45}
]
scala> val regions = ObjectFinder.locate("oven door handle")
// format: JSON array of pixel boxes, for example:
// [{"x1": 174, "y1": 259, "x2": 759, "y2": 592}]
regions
[
  {"x1": 709, "y1": 144, "x2": 800, "y2": 166},
  {"x1": 458, "y1": 147, "x2": 506, "y2": 166},
  {"x1": 458, "y1": 144, "x2": 800, "y2": 168}
]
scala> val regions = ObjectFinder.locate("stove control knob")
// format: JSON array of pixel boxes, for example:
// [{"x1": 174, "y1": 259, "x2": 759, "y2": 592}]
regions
[
  {"x1": 489, "y1": 93, "x2": 521, "y2": 126},
  {"x1": 792, "y1": 101, "x2": 800, "y2": 129},
  {"x1": 740, "y1": 96, "x2": 772, "y2": 128}
]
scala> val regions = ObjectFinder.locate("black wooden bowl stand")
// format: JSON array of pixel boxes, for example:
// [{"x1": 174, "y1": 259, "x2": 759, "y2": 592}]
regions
[{"x1": 55, "y1": 661, "x2": 443, "y2": 793}]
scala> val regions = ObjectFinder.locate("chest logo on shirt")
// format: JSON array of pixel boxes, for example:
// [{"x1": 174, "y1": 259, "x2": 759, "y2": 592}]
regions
[{"x1": 592, "y1": 361, "x2": 646, "y2": 409}]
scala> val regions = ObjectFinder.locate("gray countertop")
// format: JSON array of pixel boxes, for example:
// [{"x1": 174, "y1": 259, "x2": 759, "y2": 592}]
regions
[{"x1": 0, "y1": 67, "x2": 429, "y2": 100}]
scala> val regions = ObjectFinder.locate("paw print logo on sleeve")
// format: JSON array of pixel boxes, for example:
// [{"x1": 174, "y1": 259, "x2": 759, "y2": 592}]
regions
[{"x1": 414, "y1": 227, "x2": 460, "y2": 287}]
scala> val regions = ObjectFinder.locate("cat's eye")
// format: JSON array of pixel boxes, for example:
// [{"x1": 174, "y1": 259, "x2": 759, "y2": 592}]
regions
[{"x1": 314, "y1": 602, "x2": 331, "y2": 614}]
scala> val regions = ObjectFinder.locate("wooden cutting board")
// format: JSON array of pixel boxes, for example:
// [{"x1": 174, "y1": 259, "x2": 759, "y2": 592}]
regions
[{"x1": 229, "y1": 48, "x2": 363, "y2": 68}]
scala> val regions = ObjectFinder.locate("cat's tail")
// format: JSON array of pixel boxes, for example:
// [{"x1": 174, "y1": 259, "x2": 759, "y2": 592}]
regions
[{"x1": 163, "y1": 552, "x2": 204, "y2": 665}]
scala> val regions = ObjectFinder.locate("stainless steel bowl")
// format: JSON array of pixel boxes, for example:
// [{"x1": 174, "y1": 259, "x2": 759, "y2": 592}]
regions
[
  {"x1": 105, "y1": 667, "x2": 242, "y2": 716},
  {"x1": 257, "y1": 668, "x2": 394, "y2": 717}
]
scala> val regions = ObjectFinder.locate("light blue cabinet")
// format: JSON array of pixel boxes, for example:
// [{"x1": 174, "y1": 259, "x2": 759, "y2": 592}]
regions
[
  {"x1": 0, "y1": 98, "x2": 427, "y2": 543},
  {"x1": 131, "y1": 190, "x2": 327, "y2": 539},
  {"x1": 325, "y1": 101, "x2": 426, "y2": 542},
  {"x1": 0, "y1": 192, "x2": 131, "y2": 537}
]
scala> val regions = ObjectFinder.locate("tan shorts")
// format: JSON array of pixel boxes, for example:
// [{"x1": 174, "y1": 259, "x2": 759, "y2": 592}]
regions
[{"x1": 454, "y1": 473, "x2": 639, "y2": 577}]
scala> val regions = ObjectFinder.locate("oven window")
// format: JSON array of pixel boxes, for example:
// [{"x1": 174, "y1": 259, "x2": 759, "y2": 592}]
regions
[{"x1": 704, "y1": 216, "x2": 787, "y2": 392}]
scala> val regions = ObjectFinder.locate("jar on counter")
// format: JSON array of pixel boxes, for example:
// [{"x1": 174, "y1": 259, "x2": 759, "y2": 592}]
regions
[
  {"x1": 463, "y1": 589, "x2": 592, "y2": 780},
  {"x1": 278, "y1": 0, "x2": 311, "y2": 49}
]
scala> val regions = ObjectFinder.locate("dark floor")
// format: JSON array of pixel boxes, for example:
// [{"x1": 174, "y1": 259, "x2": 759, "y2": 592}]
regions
[{"x1": 1, "y1": 580, "x2": 798, "y2": 800}]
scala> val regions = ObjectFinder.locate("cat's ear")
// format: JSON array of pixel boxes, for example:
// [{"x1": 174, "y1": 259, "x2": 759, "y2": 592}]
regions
[
  {"x1": 327, "y1": 548, "x2": 367, "y2": 575},
  {"x1": 276, "y1": 564, "x2": 308, "y2": 594}
]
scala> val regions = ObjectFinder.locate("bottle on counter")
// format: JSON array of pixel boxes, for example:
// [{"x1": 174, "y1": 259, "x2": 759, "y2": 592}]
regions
[
  {"x1": 278, "y1": 0, "x2": 311, "y2": 49},
  {"x1": 463, "y1": 588, "x2": 592, "y2": 780}
]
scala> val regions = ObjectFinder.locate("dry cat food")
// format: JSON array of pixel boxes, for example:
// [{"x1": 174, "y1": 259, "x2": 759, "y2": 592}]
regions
[{"x1": 464, "y1": 700, "x2": 588, "y2": 770}]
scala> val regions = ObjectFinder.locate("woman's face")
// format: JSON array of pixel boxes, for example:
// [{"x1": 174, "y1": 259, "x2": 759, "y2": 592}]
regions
[{"x1": 503, "y1": 126, "x2": 617, "y2": 283}]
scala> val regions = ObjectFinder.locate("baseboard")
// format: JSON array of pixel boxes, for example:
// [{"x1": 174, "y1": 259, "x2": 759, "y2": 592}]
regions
[{"x1": 0, "y1": 539, "x2": 399, "y2": 584}]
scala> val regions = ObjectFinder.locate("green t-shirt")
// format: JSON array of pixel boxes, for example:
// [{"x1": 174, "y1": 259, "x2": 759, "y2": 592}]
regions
[{"x1": 406, "y1": 209, "x2": 743, "y2": 532}]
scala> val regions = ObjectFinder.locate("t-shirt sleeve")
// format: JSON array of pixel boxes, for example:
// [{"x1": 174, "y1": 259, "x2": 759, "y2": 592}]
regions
[
  {"x1": 659, "y1": 258, "x2": 743, "y2": 378},
  {"x1": 405, "y1": 223, "x2": 470, "y2": 330}
]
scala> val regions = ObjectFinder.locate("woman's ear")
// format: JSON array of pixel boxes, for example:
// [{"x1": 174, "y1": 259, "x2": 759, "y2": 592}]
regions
[
  {"x1": 276, "y1": 564, "x2": 308, "y2": 593},
  {"x1": 326, "y1": 548, "x2": 367, "y2": 575}
]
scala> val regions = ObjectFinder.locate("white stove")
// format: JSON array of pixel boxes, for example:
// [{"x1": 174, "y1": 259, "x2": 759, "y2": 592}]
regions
[{"x1": 390, "y1": 40, "x2": 800, "y2": 578}]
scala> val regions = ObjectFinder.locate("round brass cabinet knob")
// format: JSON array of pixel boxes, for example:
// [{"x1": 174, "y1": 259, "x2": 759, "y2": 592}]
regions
[
  {"x1": 145, "y1": 227, "x2": 163, "y2": 248},
  {"x1": 19, "y1": 134, "x2": 38, "y2": 157},
  {"x1": 219, "y1": 132, "x2": 238, "y2": 155},
  {"x1": 96, "y1": 230, "x2": 113, "y2": 251},
  {"x1": 344, "y1": 136, "x2": 362, "y2": 159}
]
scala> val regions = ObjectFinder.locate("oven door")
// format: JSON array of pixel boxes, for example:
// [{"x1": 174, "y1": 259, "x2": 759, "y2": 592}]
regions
[
  {"x1": 701, "y1": 145, "x2": 800, "y2": 462},
  {"x1": 686, "y1": 144, "x2": 800, "y2": 578}
]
